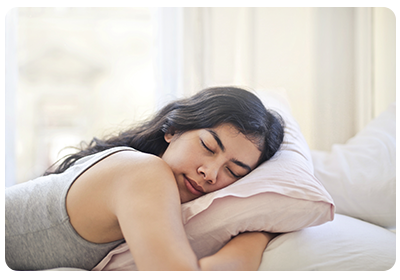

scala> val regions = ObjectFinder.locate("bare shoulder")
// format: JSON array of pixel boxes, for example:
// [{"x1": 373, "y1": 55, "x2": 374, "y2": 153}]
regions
[
  {"x1": 68, "y1": 149, "x2": 198, "y2": 270},
  {"x1": 90, "y1": 150, "x2": 180, "y2": 210},
  {"x1": 72, "y1": 150, "x2": 172, "y2": 188},
  {"x1": 103, "y1": 149, "x2": 177, "y2": 193},
  {"x1": 106, "y1": 150, "x2": 171, "y2": 173},
  {"x1": 66, "y1": 149, "x2": 178, "y2": 244},
  {"x1": 77, "y1": 149, "x2": 178, "y2": 202}
]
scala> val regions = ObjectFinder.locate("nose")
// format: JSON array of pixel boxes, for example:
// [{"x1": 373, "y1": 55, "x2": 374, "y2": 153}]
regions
[{"x1": 198, "y1": 164, "x2": 218, "y2": 185}]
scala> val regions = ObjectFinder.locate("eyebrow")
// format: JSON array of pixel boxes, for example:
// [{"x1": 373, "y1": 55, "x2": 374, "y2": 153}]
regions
[
  {"x1": 231, "y1": 159, "x2": 252, "y2": 172},
  {"x1": 206, "y1": 129, "x2": 225, "y2": 152},
  {"x1": 206, "y1": 129, "x2": 252, "y2": 172}
]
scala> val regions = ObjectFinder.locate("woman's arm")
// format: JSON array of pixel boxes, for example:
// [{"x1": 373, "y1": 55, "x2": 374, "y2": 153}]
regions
[
  {"x1": 68, "y1": 151, "x2": 273, "y2": 271},
  {"x1": 199, "y1": 232, "x2": 278, "y2": 271},
  {"x1": 110, "y1": 153, "x2": 276, "y2": 271},
  {"x1": 109, "y1": 153, "x2": 200, "y2": 270}
]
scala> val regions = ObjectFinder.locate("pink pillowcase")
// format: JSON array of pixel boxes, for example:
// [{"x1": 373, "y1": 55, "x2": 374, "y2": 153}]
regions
[{"x1": 93, "y1": 89, "x2": 335, "y2": 271}]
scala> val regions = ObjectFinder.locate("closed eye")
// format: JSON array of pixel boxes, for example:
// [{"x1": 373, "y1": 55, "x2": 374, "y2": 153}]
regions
[
  {"x1": 227, "y1": 167, "x2": 241, "y2": 179},
  {"x1": 201, "y1": 140, "x2": 214, "y2": 154}
]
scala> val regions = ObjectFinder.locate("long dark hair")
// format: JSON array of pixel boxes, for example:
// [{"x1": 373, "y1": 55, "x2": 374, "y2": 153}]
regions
[{"x1": 44, "y1": 86, "x2": 284, "y2": 175}]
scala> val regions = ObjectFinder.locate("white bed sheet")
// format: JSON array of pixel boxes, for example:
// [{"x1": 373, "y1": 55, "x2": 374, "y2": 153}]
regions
[{"x1": 259, "y1": 213, "x2": 396, "y2": 271}]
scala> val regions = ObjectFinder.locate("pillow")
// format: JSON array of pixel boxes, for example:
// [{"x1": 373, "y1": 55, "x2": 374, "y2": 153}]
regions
[
  {"x1": 311, "y1": 103, "x2": 396, "y2": 229},
  {"x1": 259, "y1": 213, "x2": 396, "y2": 271},
  {"x1": 181, "y1": 89, "x2": 334, "y2": 258},
  {"x1": 92, "y1": 88, "x2": 335, "y2": 270}
]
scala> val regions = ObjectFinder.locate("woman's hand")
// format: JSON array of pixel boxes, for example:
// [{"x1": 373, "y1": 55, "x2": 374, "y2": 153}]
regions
[{"x1": 199, "y1": 232, "x2": 279, "y2": 271}]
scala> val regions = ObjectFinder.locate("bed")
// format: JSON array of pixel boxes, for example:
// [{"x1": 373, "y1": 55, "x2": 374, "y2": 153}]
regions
[{"x1": 48, "y1": 89, "x2": 397, "y2": 271}]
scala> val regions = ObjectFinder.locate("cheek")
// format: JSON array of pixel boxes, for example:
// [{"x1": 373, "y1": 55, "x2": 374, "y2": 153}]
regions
[
  {"x1": 161, "y1": 147, "x2": 179, "y2": 172},
  {"x1": 212, "y1": 174, "x2": 236, "y2": 192},
  {"x1": 163, "y1": 145, "x2": 193, "y2": 171}
]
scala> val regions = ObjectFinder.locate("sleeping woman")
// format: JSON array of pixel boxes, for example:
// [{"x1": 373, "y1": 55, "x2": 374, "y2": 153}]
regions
[{"x1": 5, "y1": 86, "x2": 285, "y2": 271}]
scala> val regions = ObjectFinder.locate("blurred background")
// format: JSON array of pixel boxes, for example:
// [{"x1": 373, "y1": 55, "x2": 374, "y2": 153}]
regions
[{"x1": 5, "y1": 7, "x2": 396, "y2": 186}]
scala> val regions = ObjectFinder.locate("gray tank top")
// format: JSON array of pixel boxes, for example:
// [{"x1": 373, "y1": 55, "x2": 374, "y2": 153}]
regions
[{"x1": 5, "y1": 146, "x2": 135, "y2": 271}]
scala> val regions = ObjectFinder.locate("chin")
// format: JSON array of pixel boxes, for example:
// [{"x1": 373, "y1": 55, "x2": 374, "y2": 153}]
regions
[{"x1": 180, "y1": 195, "x2": 193, "y2": 204}]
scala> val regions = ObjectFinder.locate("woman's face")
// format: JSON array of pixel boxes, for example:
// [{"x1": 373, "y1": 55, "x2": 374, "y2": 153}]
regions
[{"x1": 161, "y1": 124, "x2": 261, "y2": 203}]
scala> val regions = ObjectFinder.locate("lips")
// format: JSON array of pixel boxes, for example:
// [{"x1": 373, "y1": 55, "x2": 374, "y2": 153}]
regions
[{"x1": 184, "y1": 176, "x2": 205, "y2": 196}]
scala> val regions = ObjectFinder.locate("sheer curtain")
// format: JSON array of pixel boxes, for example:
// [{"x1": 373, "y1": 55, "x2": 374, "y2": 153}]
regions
[
  {"x1": 167, "y1": 7, "x2": 395, "y2": 150},
  {"x1": 5, "y1": 9, "x2": 18, "y2": 188},
  {"x1": 5, "y1": 7, "x2": 395, "y2": 187}
]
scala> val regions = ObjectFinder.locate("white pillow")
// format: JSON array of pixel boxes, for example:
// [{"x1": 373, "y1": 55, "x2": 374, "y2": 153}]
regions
[
  {"x1": 92, "y1": 89, "x2": 335, "y2": 270},
  {"x1": 259, "y1": 213, "x2": 396, "y2": 271},
  {"x1": 311, "y1": 103, "x2": 396, "y2": 229}
]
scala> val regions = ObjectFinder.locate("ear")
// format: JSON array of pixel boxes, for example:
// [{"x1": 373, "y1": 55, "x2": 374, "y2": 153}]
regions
[
  {"x1": 164, "y1": 131, "x2": 174, "y2": 143},
  {"x1": 164, "y1": 126, "x2": 177, "y2": 143}
]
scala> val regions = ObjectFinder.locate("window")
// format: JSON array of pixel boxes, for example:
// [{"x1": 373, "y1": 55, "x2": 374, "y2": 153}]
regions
[{"x1": 7, "y1": 8, "x2": 156, "y2": 184}]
